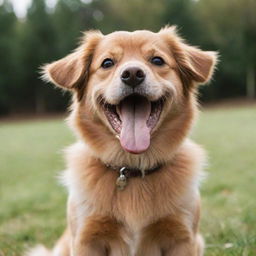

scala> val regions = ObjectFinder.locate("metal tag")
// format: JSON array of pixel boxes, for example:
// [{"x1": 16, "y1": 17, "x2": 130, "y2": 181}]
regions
[{"x1": 116, "y1": 167, "x2": 127, "y2": 190}]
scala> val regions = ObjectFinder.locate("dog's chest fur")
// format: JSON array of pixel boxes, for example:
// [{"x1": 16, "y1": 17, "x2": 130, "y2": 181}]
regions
[{"x1": 63, "y1": 140, "x2": 204, "y2": 251}]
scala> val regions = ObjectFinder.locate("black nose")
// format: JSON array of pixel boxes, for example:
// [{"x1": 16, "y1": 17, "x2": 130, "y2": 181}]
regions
[{"x1": 121, "y1": 67, "x2": 145, "y2": 87}]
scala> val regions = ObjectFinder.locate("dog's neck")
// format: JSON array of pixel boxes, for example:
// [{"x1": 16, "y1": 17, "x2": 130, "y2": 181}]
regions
[
  {"x1": 103, "y1": 163, "x2": 163, "y2": 190},
  {"x1": 84, "y1": 136, "x2": 184, "y2": 172},
  {"x1": 105, "y1": 162, "x2": 163, "y2": 177}
]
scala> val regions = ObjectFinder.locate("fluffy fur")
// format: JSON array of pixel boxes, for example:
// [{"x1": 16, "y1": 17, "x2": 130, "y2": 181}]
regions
[{"x1": 28, "y1": 26, "x2": 217, "y2": 256}]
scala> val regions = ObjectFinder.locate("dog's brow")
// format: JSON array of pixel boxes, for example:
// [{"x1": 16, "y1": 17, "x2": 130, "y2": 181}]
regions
[
  {"x1": 107, "y1": 48, "x2": 123, "y2": 58},
  {"x1": 141, "y1": 38, "x2": 164, "y2": 53},
  {"x1": 151, "y1": 38, "x2": 161, "y2": 46},
  {"x1": 144, "y1": 48, "x2": 156, "y2": 55},
  {"x1": 142, "y1": 47, "x2": 163, "y2": 59}
]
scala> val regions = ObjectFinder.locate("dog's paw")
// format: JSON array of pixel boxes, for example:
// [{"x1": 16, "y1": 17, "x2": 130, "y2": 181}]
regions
[{"x1": 25, "y1": 245, "x2": 51, "y2": 256}]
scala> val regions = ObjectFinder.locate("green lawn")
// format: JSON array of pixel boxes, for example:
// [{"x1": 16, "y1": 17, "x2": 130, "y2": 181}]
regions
[{"x1": 0, "y1": 106, "x2": 256, "y2": 256}]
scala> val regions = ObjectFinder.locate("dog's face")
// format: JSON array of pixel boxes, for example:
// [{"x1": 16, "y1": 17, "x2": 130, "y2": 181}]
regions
[
  {"x1": 87, "y1": 30, "x2": 184, "y2": 154},
  {"x1": 43, "y1": 27, "x2": 217, "y2": 167}
]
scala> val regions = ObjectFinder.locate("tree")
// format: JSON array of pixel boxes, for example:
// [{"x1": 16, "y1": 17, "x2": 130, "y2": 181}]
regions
[
  {"x1": 101, "y1": 0, "x2": 164, "y2": 32},
  {"x1": 196, "y1": 0, "x2": 256, "y2": 100},
  {"x1": 0, "y1": 0, "x2": 17, "y2": 114},
  {"x1": 0, "y1": 0, "x2": 255, "y2": 115},
  {"x1": 162, "y1": 0, "x2": 201, "y2": 44},
  {"x1": 241, "y1": 0, "x2": 256, "y2": 99},
  {"x1": 20, "y1": 0, "x2": 58, "y2": 113}
]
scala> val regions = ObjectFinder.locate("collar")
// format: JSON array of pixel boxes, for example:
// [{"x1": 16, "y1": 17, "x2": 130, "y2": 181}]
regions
[{"x1": 105, "y1": 164, "x2": 163, "y2": 190}]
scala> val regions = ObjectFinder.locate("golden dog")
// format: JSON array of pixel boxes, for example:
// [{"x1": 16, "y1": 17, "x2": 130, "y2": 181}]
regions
[{"x1": 29, "y1": 26, "x2": 217, "y2": 256}]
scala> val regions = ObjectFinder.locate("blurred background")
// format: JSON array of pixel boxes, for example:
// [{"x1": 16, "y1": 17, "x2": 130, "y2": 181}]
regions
[
  {"x1": 0, "y1": 1, "x2": 256, "y2": 255},
  {"x1": 0, "y1": 0, "x2": 255, "y2": 116}
]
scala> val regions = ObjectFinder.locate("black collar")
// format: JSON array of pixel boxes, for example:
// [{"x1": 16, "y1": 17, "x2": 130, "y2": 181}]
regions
[
  {"x1": 106, "y1": 164, "x2": 162, "y2": 178},
  {"x1": 105, "y1": 164, "x2": 163, "y2": 190}
]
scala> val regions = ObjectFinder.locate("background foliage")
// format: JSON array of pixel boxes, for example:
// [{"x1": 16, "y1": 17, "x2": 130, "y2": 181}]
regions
[{"x1": 0, "y1": 0, "x2": 255, "y2": 115}]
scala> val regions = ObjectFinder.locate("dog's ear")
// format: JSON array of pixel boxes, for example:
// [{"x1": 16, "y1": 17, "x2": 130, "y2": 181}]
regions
[
  {"x1": 177, "y1": 45, "x2": 218, "y2": 84},
  {"x1": 160, "y1": 26, "x2": 218, "y2": 85},
  {"x1": 41, "y1": 30, "x2": 103, "y2": 91}
]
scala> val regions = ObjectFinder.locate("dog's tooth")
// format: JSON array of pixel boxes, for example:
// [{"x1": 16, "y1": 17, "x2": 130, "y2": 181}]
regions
[{"x1": 115, "y1": 134, "x2": 120, "y2": 140}]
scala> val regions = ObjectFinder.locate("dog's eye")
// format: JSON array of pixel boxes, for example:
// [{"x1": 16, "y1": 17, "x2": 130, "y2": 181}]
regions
[
  {"x1": 101, "y1": 58, "x2": 115, "y2": 69},
  {"x1": 150, "y1": 56, "x2": 165, "y2": 66}
]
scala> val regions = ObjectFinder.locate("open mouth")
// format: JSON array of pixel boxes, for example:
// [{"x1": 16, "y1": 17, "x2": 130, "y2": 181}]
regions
[{"x1": 101, "y1": 94, "x2": 164, "y2": 154}]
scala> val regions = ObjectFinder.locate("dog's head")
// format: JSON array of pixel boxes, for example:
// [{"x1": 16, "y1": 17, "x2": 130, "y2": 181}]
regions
[{"x1": 42, "y1": 26, "x2": 217, "y2": 169}]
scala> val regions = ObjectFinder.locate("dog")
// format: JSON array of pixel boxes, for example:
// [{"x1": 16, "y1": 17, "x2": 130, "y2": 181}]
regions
[{"x1": 28, "y1": 26, "x2": 217, "y2": 256}]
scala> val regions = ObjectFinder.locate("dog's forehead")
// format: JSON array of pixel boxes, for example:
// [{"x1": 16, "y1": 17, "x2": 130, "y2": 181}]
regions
[
  {"x1": 95, "y1": 30, "x2": 169, "y2": 54},
  {"x1": 106, "y1": 30, "x2": 156, "y2": 41}
]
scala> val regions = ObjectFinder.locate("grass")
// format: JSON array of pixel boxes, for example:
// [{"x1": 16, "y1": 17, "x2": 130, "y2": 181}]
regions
[{"x1": 0, "y1": 106, "x2": 256, "y2": 256}]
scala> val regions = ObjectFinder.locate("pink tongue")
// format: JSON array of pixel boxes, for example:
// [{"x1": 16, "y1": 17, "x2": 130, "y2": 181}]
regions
[{"x1": 120, "y1": 96, "x2": 151, "y2": 154}]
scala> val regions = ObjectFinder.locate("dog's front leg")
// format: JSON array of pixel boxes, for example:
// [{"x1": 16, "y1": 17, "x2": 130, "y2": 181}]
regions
[
  {"x1": 164, "y1": 234, "x2": 204, "y2": 256},
  {"x1": 136, "y1": 236, "x2": 200, "y2": 256},
  {"x1": 74, "y1": 239, "x2": 108, "y2": 256},
  {"x1": 136, "y1": 216, "x2": 202, "y2": 256},
  {"x1": 71, "y1": 215, "x2": 130, "y2": 256},
  {"x1": 164, "y1": 240, "x2": 196, "y2": 256},
  {"x1": 135, "y1": 243, "x2": 162, "y2": 256}
]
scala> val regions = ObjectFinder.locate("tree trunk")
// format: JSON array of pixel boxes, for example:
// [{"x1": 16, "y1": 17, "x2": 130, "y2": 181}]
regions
[
  {"x1": 35, "y1": 85, "x2": 46, "y2": 114},
  {"x1": 246, "y1": 63, "x2": 255, "y2": 99}
]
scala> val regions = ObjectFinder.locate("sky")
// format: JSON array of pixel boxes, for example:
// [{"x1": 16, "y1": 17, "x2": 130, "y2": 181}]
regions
[
  {"x1": 8, "y1": 0, "x2": 92, "y2": 18},
  {"x1": 9, "y1": 0, "x2": 57, "y2": 18},
  {"x1": 10, "y1": 0, "x2": 32, "y2": 18}
]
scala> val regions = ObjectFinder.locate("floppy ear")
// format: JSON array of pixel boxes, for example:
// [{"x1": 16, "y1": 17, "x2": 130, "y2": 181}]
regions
[
  {"x1": 178, "y1": 45, "x2": 218, "y2": 84},
  {"x1": 41, "y1": 30, "x2": 103, "y2": 91},
  {"x1": 160, "y1": 26, "x2": 218, "y2": 85}
]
